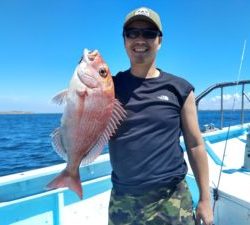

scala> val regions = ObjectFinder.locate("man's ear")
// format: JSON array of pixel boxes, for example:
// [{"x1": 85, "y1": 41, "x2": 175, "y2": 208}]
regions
[{"x1": 157, "y1": 37, "x2": 162, "y2": 50}]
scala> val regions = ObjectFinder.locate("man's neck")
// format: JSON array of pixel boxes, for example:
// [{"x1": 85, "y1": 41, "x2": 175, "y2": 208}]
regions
[{"x1": 130, "y1": 64, "x2": 160, "y2": 79}]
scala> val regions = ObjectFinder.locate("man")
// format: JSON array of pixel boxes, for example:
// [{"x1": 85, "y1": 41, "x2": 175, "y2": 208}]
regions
[{"x1": 108, "y1": 7, "x2": 213, "y2": 225}]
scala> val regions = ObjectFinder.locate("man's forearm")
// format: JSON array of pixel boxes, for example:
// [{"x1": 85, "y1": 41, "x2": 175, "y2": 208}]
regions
[{"x1": 187, "y1": 144, "x2": 210, "y2": 200}]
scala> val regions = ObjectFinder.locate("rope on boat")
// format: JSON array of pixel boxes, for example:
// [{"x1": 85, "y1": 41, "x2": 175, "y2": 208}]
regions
[{"x1": 212, "y1": 40, "x2": 247, "y2": 213}]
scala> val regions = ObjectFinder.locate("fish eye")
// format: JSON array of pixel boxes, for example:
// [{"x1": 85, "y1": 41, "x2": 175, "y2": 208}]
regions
[{"x1": 99, "y1": 67, "x2": 108, "y2": 77}]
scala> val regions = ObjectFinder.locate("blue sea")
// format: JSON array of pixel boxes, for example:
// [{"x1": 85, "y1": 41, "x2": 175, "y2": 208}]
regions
[{"x1": 0, "y1": 110, "x2": 250, "y2": 176}]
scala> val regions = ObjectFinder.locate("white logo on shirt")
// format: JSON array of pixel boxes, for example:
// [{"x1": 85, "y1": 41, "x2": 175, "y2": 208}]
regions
[{"x1": 157, "y1": 95, "x2": 169, "y2": 101}]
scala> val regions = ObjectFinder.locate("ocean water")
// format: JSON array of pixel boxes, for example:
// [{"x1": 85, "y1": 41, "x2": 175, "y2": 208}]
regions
[{"x1": 0, "y1": 110, "x2": 250, "y2": 176}]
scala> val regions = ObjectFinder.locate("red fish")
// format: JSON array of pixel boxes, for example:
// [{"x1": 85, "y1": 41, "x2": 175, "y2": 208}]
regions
[{"x1": 47, "y1": 49, "x2": 125, "y2": 199}]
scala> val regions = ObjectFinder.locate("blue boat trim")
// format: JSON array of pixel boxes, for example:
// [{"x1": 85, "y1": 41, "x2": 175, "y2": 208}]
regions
[
  {"x1": 0, "y1": 159, "x2": 112, "y2": 202},
  {"x1": 222, "y1": 167, "x2": 250, "y2": 174},
  {"x1": 204, "y1": 140, "x2": 224, "y2": 166}
]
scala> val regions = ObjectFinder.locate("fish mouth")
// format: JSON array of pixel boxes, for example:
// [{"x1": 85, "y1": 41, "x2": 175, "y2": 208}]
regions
[
  {"x1": 84, "y1": 49, "x2": 98, "y2": 63},
  {"x1": 77, "y1": 52, "x2": 98, "y2": 88}
]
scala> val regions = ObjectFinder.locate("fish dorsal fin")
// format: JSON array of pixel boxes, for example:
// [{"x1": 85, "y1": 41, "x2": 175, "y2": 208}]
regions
[
  {"x1": 80, "y1": 99, "x2": 126, "y2": 166},
  {"x1": 50, "y1": 127, "x2": 68, "y2": 161},
  {"x1": 52, "y1": 89, "x2": 68, "y2": 105}
]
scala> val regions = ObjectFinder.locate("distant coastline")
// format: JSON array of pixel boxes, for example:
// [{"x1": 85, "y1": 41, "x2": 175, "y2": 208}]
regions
[{"x1": 0, "y1": 111, "x2": 34, "y2": 115}]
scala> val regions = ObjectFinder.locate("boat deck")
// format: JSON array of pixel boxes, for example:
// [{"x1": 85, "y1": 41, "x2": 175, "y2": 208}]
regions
[
  {"x1": 185, "y1": 125, "x2": 250, "y2": 225},
  {"x1": 63, "y1": 190, "x2": 110, "y2": 225}
]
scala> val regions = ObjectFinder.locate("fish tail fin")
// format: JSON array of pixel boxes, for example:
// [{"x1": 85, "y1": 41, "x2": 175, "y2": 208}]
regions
[{"x1": 46, "y1": 169, "x2": 83, "y2": 199}]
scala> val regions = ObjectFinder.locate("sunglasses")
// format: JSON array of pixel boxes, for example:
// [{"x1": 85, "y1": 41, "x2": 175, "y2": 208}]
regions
[{"x1": 123, "y1": 28, "x2": 162, "y2": 39}]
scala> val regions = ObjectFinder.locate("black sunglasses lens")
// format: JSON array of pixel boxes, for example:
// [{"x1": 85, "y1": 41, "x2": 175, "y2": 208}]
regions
[
  {"x1": 125, "y1": 30, "x2": 140, "y2": 39},
  {"x1": 124, "y1": 29, "x2": 159, "y2": 39},
  {"x1": 142, "y1": 30, "x2": 158, "y2": 39}
]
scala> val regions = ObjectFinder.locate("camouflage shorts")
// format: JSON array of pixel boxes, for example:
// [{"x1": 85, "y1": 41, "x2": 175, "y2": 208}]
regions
[{"x1": 108, "y1": 180, "x2": 195, "y2": 225}]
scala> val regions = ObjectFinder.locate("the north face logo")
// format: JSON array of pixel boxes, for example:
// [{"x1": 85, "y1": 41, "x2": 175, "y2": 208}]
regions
[
  {"x1": 135, "y1": 8, "x2": 150, "y2": 17},
  {"x1": 157, "y1": 95, "x2": 169, "y2": 101}
]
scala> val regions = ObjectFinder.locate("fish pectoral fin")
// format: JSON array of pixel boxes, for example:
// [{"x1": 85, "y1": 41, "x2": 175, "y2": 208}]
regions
[
  {"x1": 80, "y1": 99, "x2": 126, "y2": 166},
  {"x1": 52, "y1": 89, "x2": 68, "y2": 105},
  {"x1": 50, "y1": 127, "x2": 68, "y2": 161},
  {"x1": 76, "y1": 88, "x2": 88, "y2": 98}
]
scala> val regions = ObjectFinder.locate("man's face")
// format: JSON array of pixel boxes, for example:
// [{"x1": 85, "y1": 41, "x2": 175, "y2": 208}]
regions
[{"x1": 124, "y1": 20, "x2": 162, "y2": 66}]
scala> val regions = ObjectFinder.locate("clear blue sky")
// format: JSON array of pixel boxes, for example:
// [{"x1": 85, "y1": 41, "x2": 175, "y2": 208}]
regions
[{"x1": 0, "y1": 0, "x2": 249, "y2": 112}]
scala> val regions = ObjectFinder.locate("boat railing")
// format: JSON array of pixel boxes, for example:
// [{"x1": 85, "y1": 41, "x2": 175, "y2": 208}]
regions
[{"x1": 195, "y1": 80, "x2": 250, "y2": 129}]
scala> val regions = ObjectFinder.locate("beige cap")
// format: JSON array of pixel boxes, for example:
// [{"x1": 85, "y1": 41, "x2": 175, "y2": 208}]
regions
[{"x1": 123, "y1": 7, "x2": 162, "y2": 34}]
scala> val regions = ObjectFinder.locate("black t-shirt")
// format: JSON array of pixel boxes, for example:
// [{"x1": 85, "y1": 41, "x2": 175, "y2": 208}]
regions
[{"x1": 109, "y1": 70, "x2": 194, "y2": 194}]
